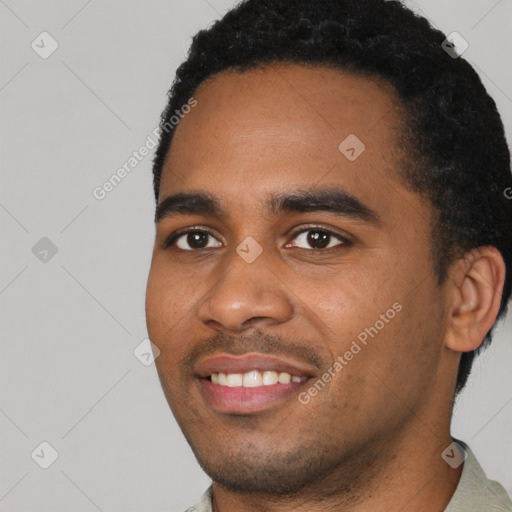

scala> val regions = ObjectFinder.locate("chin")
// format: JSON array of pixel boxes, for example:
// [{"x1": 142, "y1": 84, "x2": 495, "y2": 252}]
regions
[{"x1": 192, "y1": 439, "x2": 343, "y2": 496}]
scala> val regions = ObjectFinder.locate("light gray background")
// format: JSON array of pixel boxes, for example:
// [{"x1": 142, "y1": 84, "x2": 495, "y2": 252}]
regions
[{"x1": 1, "y1": 1, "x2": 511, "y2": 511}]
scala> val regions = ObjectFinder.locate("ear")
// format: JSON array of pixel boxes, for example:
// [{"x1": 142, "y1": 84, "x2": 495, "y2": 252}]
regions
[{"x1": 444, "y1": 246, "x2": 506, "y2": 353}]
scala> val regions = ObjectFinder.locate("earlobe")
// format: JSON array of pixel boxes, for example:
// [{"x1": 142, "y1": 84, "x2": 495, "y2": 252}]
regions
[{"x1": 444, "y1": 246, "x2": 506, "y2": 353}]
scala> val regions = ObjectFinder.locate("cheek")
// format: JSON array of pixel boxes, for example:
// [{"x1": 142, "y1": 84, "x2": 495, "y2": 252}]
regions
[
  {"x1": 146, "y1": 266, "x2": 192, "y2": 407},
  {"x1": 145, "y1": 260, "x2": 198, "y2": 353},
  {"x1": 366, "y1": 285, "x2": 447, "y2": 404},
  {"x1": 308, "y1": 257, "x2": 444, "y2": 391},
  {"x1": 145, "y1": 268, "x2": 171, "y2": 339},
  {"x1": 310, "y1": 264, "x2": 398, "y2": 335}
]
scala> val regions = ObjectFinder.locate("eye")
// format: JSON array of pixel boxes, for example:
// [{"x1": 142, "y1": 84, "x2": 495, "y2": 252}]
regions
[
  {"x1": 166, "y1": 229, "x2": 222, "y2": 251},
  {"x1": 287, "y1": 228, "x2": 349, "y2": 250}
]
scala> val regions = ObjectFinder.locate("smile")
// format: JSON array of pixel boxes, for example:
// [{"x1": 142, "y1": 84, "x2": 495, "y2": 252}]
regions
[
  {"x1": 210, "y1": 370, "x2": 308, "y2": 387},
  {"x1": 195, "y1": 354, "x2": 315, "y2": 413}
]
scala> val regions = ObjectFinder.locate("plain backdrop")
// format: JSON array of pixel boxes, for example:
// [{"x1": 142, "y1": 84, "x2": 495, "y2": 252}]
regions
[{"x1": 1, "y1": 1, "x2": 511, "y2": 511}]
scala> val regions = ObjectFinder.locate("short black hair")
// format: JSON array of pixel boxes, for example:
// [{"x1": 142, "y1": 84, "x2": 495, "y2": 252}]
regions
[{"x1": 152, "y1": 0, "x2": 512, "y2": 393}]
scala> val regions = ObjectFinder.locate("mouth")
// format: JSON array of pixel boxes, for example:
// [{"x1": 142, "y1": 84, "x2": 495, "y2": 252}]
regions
[
  {"x1": 210, "y1": 370, "x2": 307, "y2": 386},
  {"x1": 195, "y1": 353, "x2": 316, "y2": 414}
]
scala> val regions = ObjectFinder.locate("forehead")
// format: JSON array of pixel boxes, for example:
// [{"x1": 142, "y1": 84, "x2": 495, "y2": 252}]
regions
[{"x1": 160, "y1": 64, "x2": 406, "y2": 207}]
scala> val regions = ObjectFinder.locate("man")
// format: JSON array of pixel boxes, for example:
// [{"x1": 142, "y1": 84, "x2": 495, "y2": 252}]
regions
[{"x1": 145, "y1": 0, "x2": 512, "y2": 510}]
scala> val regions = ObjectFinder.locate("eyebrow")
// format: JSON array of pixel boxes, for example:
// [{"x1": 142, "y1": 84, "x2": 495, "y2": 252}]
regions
[
  {"x1": 155, "y1": 192, "x2": 225, "y2": 223},
  {"x1": 155, "y1": 187, "x2": 381, "y2": 226},
  {"x1": 268, "y1": 188, "x2": 381, "y2": 225}
]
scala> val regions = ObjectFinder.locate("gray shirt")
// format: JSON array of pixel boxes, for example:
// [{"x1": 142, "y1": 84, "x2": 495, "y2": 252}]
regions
[{"x1": 185, "y1": 442, "x2": 512, "y2": 511}]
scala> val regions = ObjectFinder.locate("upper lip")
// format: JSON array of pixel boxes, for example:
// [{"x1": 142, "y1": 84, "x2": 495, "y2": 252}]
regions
[{"x1": 195, "y1": 353, "x2": 317, "y2": 378}]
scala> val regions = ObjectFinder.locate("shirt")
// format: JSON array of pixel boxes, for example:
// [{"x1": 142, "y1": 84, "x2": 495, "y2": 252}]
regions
[{"x1": 184, "y1": 442, "x2": 512, "y2": 511}]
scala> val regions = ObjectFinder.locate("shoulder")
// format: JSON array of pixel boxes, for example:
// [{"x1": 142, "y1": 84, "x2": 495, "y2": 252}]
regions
[
  {"x1": 445, "y1": 441, "x2": 512, "y2": 512},
  {"x1": 183, "y1": 485, "x2": 213, "y2": 512}
]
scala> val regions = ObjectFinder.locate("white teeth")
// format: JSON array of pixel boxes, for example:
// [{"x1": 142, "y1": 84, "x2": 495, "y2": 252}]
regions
[
  {"x1": 210, "y1": 370, "x2": 306, "y2": 387},
  {"x1": 262, "y1": 371, "x2": 279, "y2": 385},
  {"x1": 226, "y1": 373, "x2": 243, "y2": 387},
  {"x1": 243, "y1": 370, "x2": 263, "y2": 387},
  {"x1": 278, "y1": 372, "x2": 291, "y2": 384}
]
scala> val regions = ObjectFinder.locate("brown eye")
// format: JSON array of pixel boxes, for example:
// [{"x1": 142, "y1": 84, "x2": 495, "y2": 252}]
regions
[
  {"x1": 187, "y1": 232, "x2": 209, "y2": 248},
  {"x1": 289, "y1": 229, "x2": 348, "y2": 250},
  {"x1": 307, "y1": 230, "x2": 331, "y2": 249},
  {"x1": 171, "y1": 230, "x2": 222, "y2": 251}
]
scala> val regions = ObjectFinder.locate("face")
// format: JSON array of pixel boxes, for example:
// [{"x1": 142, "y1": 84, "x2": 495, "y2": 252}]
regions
[{"x1": 145, "y1": 64, "x2": 452, "y2": 494}]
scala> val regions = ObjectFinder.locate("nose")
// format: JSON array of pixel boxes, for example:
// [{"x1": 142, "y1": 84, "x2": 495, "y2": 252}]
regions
[{"x1": 197, "y1": 246, "x2": 294, "y2": 333}]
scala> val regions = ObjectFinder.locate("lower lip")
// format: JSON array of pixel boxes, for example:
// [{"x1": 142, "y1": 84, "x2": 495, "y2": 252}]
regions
[{"x1": 199, "y1": 378, "x2": 307, "y2": 414}]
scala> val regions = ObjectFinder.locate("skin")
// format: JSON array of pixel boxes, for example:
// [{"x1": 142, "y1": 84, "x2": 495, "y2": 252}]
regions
[{"x1": 145, "y1": 64, "x2": 505, "y2": 511}]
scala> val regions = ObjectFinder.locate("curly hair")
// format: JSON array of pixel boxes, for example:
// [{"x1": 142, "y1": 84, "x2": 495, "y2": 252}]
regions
[{"x1": 152, "y1": 0, "x2": 512, "y2": 394}]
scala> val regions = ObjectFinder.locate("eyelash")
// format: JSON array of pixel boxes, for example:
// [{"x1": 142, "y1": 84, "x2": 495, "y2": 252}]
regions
[{"x1": 162, "y1": 225, "x2": 353, "y2": 252}]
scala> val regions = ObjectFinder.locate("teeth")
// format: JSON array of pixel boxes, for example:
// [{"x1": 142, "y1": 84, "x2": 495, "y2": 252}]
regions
[
  {"x1": 210, "y1": 370, "x2": 307, "y2": 387},
  {"x1": 278, "y1": 372, "x2": 291, "y2": 384},
  {"x1": 243, "y1": 370, "x2": 263, "y2": 387},
  {"x1": 263, "y1": 371, "x2": 279, "y2": 385},
  {"x1": 226, "y1": 373, "x2": 243, "y2": 387}
]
